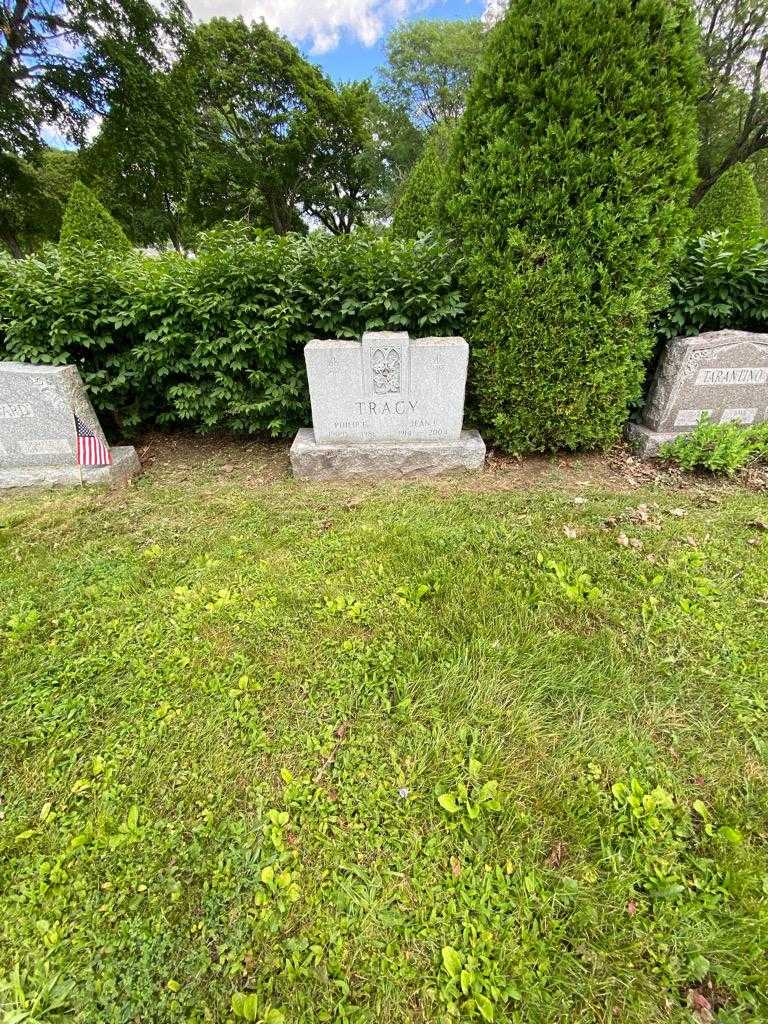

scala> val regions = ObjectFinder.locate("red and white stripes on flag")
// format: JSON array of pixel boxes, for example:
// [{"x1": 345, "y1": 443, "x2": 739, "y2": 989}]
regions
[{"x1": 74, "y1": 415, "x2": 112, "y2": 467}]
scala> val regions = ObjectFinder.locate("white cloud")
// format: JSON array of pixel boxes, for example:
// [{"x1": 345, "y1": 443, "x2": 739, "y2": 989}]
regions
[
  {"x1": 481, "y1": 0, "x2": 506, "y2": 26},
  {"x1": 186, "y1": 0, "x2": 428, "y2": 54}
]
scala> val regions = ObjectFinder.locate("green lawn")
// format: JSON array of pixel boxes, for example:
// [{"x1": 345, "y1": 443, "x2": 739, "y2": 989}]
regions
[{"x1": 1, "y1": 465, "x2": 767, "y2": 1024}]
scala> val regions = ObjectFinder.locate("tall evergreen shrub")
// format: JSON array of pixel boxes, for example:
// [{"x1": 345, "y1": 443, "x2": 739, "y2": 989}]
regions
[
  {"x1": 392, "y1": 122, "x2": 455, "y2": 239},
  {"x1": 692, "y1": 163, "x2": 762, "y2": 244},
  {"x1": 59, "y1": 181, "x2": 131, "y2": 253},
  {"x1": 449, "y1": 0, "x2": 700, "y2": 452}
]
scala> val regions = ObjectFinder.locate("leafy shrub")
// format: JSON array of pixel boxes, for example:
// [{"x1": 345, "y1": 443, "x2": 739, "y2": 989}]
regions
[
  {"x1": 660, "y1": 414, "x2": 768, "y2": 474},
  {"x1": 447, "y1": 0, "x2": 700, "y2": 453},
  {"x1": 59, "y1": 181, "x2": 131, "y2": 254},
  {"x1": 0, "y1": 231, "x2": 464, "y2": 437},
  {"x1": 692, "y1": 163, "x2": 762, "y2": 245},
  {"x1": 392, "y1": 122, "x2": 455, "y2": 240},
  {"x1": 657, "y1": 231, "x2": 768, "y2": 340}
]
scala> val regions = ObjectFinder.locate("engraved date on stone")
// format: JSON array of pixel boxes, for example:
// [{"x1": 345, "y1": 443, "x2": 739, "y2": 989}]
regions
[{"x1": 720, "y1": 407, "x2": 757, "y2": 424}]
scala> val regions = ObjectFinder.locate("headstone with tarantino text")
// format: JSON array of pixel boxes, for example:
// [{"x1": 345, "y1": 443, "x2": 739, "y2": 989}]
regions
[{"x1": 627, "y1": 330, "x2": 768, "y2": 456}]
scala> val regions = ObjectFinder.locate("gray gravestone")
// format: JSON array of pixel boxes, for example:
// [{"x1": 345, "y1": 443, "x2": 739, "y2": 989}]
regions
[
  {"x1": 0, "y1": 362, "x2": 140, "y2": 489},
  {"x1": 627, "y1": 330, "x2": 768, "y2": 456},
  {"x1": 290, "y1": 331, "x2": 485, "y2": 479}
]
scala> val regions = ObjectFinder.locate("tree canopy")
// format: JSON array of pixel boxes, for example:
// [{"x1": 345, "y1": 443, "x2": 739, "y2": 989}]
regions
[
  {"x1": 694, "y1": 0, "x2": 768, "y2": 201},
  {"x1": 0, "y1": 0, "x2": 188, "y2": 156},
  {"x1": 379, "y1": 19, "x2": 486, "y2": 128},
  {"x1": 0, "y1": 148, "x2": 78, "y2": 256}
]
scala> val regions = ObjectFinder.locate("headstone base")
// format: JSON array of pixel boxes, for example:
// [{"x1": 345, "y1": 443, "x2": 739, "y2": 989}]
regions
[
  {"x1": 625, "y1": 422, "x2": 681, "y2": 458},
  {"x1": 0, "y1": 446, "x2": 141, "y2": 490},
  {"x1": 290, "y1": 428, "x2": 486, "y2": 480}
]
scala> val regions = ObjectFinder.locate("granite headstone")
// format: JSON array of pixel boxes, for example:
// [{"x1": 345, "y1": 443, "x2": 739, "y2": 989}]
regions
[
  {"x1": 627, "y1": 329, "x2": 768, "y2": 456},
  {"x1": 290, "y1": 331, "x2": 485, "y2": 479},
  {"x1": 0, "y1": 362, "x2": 140, "y2": 489}
]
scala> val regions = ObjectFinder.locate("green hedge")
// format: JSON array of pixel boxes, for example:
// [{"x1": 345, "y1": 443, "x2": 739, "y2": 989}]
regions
[
  {"x1": 658, "y1": 231, "x2": 768, "y2": 340},
  {"x1": 447, "y1": 0, "x2": 700, "y2": 453},
  {"x1": 0, "y1": 229, "x2": 464, "y2": 437}
]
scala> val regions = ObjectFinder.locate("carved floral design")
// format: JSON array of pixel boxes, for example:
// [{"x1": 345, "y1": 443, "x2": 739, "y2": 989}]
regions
[{"x1": 372, "y1": 348, "x2": 401, "y2": 395}]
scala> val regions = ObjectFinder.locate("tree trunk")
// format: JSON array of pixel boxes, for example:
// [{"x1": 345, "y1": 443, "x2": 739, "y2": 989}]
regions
[
  {"x1": 164, "y1": 192, "x2": 184, "y2": 253},
  {"x1": 0, "y1": 231, "x2": 23, "y2": 258}
]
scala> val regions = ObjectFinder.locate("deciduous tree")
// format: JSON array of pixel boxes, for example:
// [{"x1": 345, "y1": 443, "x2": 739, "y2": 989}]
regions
[
  {"x1": 0, "y1": 0, "x2": 188, "y2": 155},
  {"x1": 695, "y1": 0, "x2": 768, "y2": 200},
  {"x1": 0, "y1": 147, "x2": 77, "y2": 255},
  {"x1": 182, "y1": 18, "x2": 335, "y2": 236},
  {"x1": 379, "y1": 19, "x2": 485, "y2": 129}
]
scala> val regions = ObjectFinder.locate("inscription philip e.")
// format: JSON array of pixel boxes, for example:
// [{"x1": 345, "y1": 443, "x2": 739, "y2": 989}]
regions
[{"x1": 304, "y1": 332, "x2": 469, "y2": 444}]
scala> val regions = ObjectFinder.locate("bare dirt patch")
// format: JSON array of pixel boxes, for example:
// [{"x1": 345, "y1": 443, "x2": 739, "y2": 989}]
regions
[{"x1": 132, "y1": 430, "x2": 768, "y2": 497}]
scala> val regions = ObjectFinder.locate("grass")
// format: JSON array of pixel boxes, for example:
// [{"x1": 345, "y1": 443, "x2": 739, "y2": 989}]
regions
[{"x1": 1, "y1": 466, "x2": 767, "y2": 1024}]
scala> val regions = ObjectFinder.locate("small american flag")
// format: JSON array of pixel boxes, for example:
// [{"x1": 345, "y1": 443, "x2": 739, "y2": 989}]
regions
[{"x1": 75, "y1": 415, "x2": 112, "y2": 467}]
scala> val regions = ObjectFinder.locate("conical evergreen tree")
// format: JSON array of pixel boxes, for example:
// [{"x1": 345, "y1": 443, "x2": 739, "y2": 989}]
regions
[
  {"x1": 392, "y1": 122, "x2": 455, "y2": 239},
  {"x1": 448, "y1": 0, "x2": 701, "y2": 452},
  {"x1": 60, "y1": 181, "x2": 131, "y2": 253},
  {"x1": 692, "y1": 163, "x2": 762, "y2": 244}
]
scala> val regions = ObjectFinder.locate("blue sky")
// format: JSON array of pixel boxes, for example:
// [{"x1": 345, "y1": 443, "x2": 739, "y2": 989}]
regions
[
  {"x1": 311, "y1": 0, "x2": 486, "y2": 84},
  {"x1": 186, "y1": 0, "x2": 487, "y2": 84}
]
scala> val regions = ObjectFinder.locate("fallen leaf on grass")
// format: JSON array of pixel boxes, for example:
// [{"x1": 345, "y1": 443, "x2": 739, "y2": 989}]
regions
[
  {"x1": 669, "y1": 507, "x2": 687, "y2": 518},
  {"x1": 687, "y1": 989, "x2": 714, "y2": 1024},
  {"x1": 617, "y1": 532, "x2": 630, "y2": 547},
  {"x1": 747, "y1": 519, "x2": 768, "y2": 531},
  {"x1": 629, "y1": 538, "x2": 644, "y2": 551},
  {"x1": 626, "y1": 900, "x2": 637, "y2": 917},
  {"x1": 450, "y1": 856, "x2": 461, "y2": 879},
  {"x1": 602, "y1": 517, "x2": 618, "y2": 529},
  {"x1": 563, "y1": 525, "x2": 578, "y2": 539},
  {"x1": 629, "y1": 505, "x2": 651, "y2": 524},
  {"x1": 747, "y1": 538, "x2": 762, "y2": 547},
  {"x1": 573, "y1": 496, "x2": 588, "y2": 506},
  {"x1": 545, "y1": 841, "x2": 567, "y2": 868}
]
